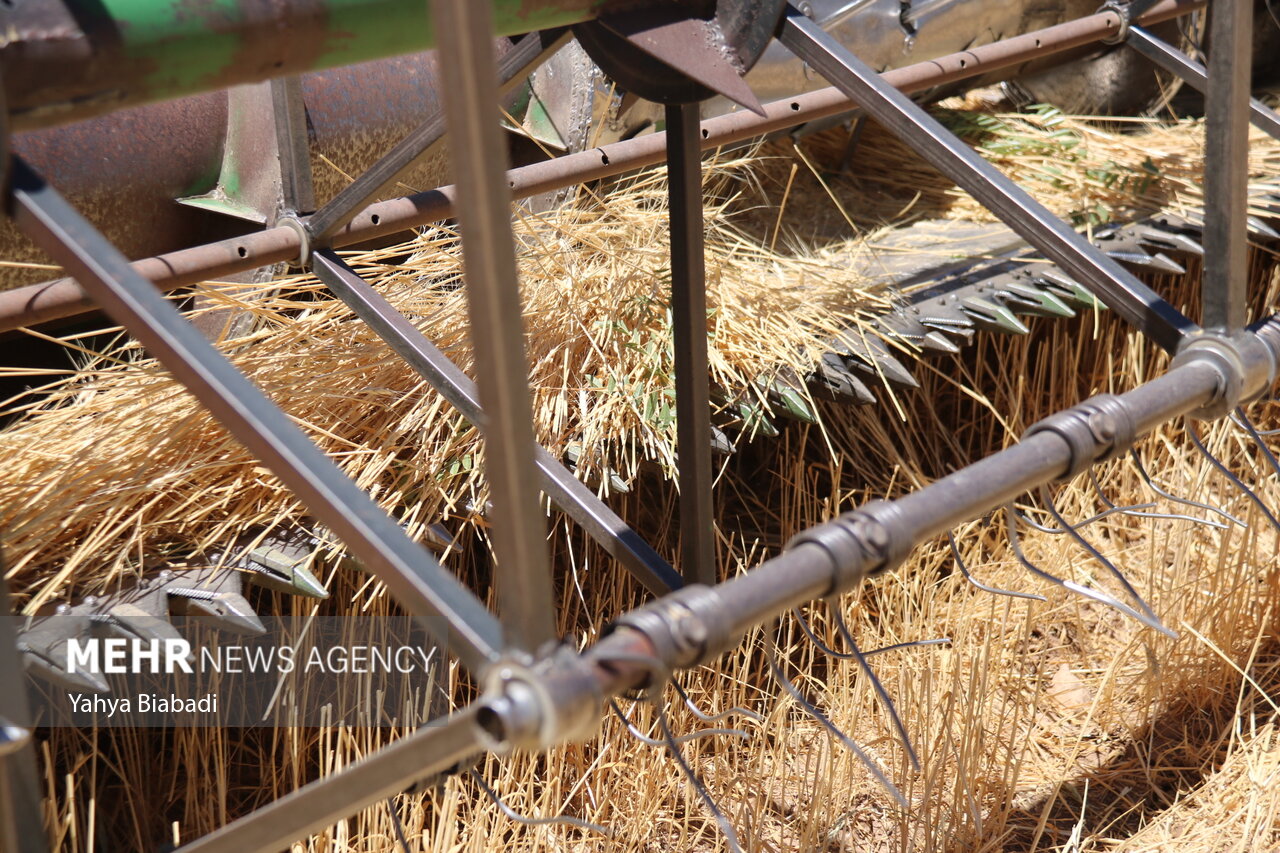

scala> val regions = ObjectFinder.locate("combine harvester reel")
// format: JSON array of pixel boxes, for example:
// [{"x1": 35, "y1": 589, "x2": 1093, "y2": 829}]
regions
[{"x1": 1, "y1": 0, "x2": 1278, "y2": 849}]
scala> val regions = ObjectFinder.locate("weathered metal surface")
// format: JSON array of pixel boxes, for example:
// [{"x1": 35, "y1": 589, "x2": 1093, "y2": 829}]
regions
[
  {"x1": 0, "y1": 0, "x2": 1207, "y2": 331},
  {"x1": 0, "y1": 0, "x2": 621, "y2": 132},
  {"x1": 0, "y1": 51, "x2": 467, "y2": 291}
]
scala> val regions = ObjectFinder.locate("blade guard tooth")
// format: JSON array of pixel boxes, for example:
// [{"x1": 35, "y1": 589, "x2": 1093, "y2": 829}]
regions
[
  {"x1": 164, "y1": 570, "x2": 265, "y2": 636},
  {"x1": 812, "y1": 353, "x2": 876, "y2": 405},
  {"x1": 21, "y1": 646, "x2": 112, "y2": 694},
  {"x1": 93, "y1": 602, "x2": 186, "y2": 645},
  {"x1": 1030, "y1": 269, "x2": 1105, "y2": 310},
  {"x1": 996, "y1": 278, "x2": 1076, "y2": 318},
  {"x1": 734, "y1": 400, "x2": 779, "y2": 439},
  {"x1": 710, "y1": 425, "x2": 736, "y2": 455},
  {"x1": 838, "y1": 334, "x2": 919, "y2": 388},
  {"x1": 565, "y1": 443, "x2": 632, "y2": 493},
  {"x1": 764, "y1": 378, "x2": 818, "y2": 423},
  {"x1": 244, "y1": 544, "x2": 329, "y2": 600},
  {"x1": 958, "y1": 294, "x2": 1030, "y2": 335},
  {"x1": 1128, "y1": 223, "x2": 1204, "y2": 256}
]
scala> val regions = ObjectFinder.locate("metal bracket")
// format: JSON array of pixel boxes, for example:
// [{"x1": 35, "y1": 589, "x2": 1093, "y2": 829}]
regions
[
  {"x1": 1173, "y1": 331, "x2": 1277, "y2": 419},
  {"x1": 476, "y1": 647, "x2": 603, "y2": 752},
  {"x1": 1098, "y1": 2, "x2": 1132, "y2": 44},
  {"x1": 1024, "y1": 393, "x2": 1138, "y2": 479},
  {"x1": 787, "y1": 498, "x2": 911, "y2": 593}
]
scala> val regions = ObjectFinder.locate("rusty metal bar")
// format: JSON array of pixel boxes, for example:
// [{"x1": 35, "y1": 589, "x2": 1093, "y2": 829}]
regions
[
  {"x1": 173, "y1": 318, "x2": 1280, "y2": 853},
  {"x1": 0, "y1": 0, "x2": 1206, "y2": 335}
]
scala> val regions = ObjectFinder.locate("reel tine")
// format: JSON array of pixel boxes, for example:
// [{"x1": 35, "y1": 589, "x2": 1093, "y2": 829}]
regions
[
  {"x1": 1130, "y1": 449, "x2": 1245, "y2": 528},
  {"x1": 1005, "y1": 502, "x2": 1175, "y2": 638},
  {"x1": 609, "y1": 698, "x2": 753, "y2": 746},
  {"x1": 468, "y1": 769, "x2": 613, "y2": 836},
  {"x1": 671, "y1": 680, "x2": 765, "y2": 724},
  {"x1": 1234, "y1": 407, "x2": 1280, "y2": 481},
  {"x1": 1087, "y1": 466, "x2": 1229, "y2": 531},
  {"x1": 386, "y1": 797, "x2": 413, "y2": 853},
  {"x1": 1230, "y1": 409, "x2": 1280, "y2": 436},
  {"x1": 860, "y1": 638, "x2": 952, "y2": 657},
  {"x1": 765, "y1": 626, "x2": 908, "y2": 808},
  {"x1": 1188, "y1": 419, "x2": 1280, "y2": 534},
  {"x1": 794, "y1": 605, "x2": 932, "y2": 770},
  {"x1": 654, "y1": 703, "x2": 746, "y2": 853},
  {"x1": 1013, "y1": 494, "x2": 1158, "y2": 535},
  {"x1": 1037, "y1": 484, "x2": 1171, "y2": 635},
  {"x1": 948, "y1": 530, "x2": 1047, "y2": 601},
  {"x1": 792, "y1": 607, "x2": 856, "y2": 660}
]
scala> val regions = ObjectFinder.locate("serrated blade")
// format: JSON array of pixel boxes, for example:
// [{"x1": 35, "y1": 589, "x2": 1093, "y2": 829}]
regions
[{"x1": 167, "y1": 588, "x2": 266, "y2": 636}]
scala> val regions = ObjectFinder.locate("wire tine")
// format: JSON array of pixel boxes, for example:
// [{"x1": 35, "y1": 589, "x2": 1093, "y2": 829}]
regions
[
  {"x1": 794, "y1": 605, "x2": 921, "y2": 770},
  {"x1": 386, "y1": 797, "x2": 413, "y2": 852},
  {"x1": 947, "y1": 530, "x2": 1047, "y2": 601},
  {"x1": 860, "y1": 638, "x2": 952, "y2": 657},
  {"x1": 1130, "y1": 449, "x2": 1243, "y2": 528},
  {"x1": 671, "y1": 681, "x2": 765, "y2": 724},
  {"x1": 764, "y1": 627, "x2": 908, "y2": 808},
  {"x1": 1088, "y1": 467, "x2": 1228, "y2": 530},
  {"x1": 468, "y1": 769, "x2": 612, "y2": 836},
  {"x1": 792, "y1": 607, "x2": 856, "y2": 659},
  {"x1": 1004, "y1": 503, "x2": 1174, "y2": 637},
  {"x1": 1035, "y1": 489, "x2": 1175, "y2": 638},
  {"x1": 1014, "y1": 499, "x2": 1158, "y2": 534},
  {"x1": 609, "y1": 699, "x2": 752, "y2": 746},
  {"x1": 1231, "y1": 409, "x2": 1280, "y2": 436},
  {"x1": 654, "y1": 704, "x2": 745, "y2": 853},
  {"x1": 1188, "y1": 418, "x2": 1280, "y2": 533},
  {"x1": 1235, "y1": 407, "x2": 1280, "y2": 481},
  {"x1": 830, "y1": 608, "x2": 950, "y2": 660}
]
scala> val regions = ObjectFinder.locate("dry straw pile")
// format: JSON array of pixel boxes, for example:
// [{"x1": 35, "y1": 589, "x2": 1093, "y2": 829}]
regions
[{"x1": 4, "y1": 102, "x2": 1280, "y2": 851}]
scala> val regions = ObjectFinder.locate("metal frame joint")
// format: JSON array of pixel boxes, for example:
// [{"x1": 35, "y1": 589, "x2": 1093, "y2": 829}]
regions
[
  {"x1": 1172, "y1": 330, "x2": 1277, "y2": 419},
  {"x1": 788, "y1": 499, "x2": 911, "y2": 595},
  {"x1": 475, "y1": 647, "x2": 604, "y2": 753},
  {"x1": 1097, "y1": 2, "x2": 1131, "y2": 44},
  {"x1": 277, "y1": 214, "x2": 312, "y2": 269}
]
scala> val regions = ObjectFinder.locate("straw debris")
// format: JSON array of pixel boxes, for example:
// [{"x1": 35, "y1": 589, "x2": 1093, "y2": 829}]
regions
[{"x1": 6, "y1": 102, "x2": 1280, "y2": 851}]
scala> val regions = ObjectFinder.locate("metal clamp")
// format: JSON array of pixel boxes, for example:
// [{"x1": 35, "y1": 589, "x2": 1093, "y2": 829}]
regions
[
  {"x1": 1098, "y1": 2, "x2": 1131, "y2": 45},
  {"x1": 1024, "y1": 393, "x2": 1138, "y2": 479},
  {"x1": 602, "y1": 585, "x2": 734, "y2": 699},
  {"x1": 1173, "y1": 331, "x2": 1278, "y2": 419},
  {"x1": 787, "y1": 499, "x2": 910, "y2": 595},
  {"x1": 276, "y1": 214, "x2": 312, "y2": 269},
  {"x1": 474, "y1": 646, "x2": 604, "y2": 753}
]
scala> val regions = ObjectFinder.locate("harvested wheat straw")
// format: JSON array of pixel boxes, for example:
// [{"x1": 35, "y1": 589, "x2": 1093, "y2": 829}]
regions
[{"x1": 9, "y1": 106, "x2": 1280, "y2": 850}]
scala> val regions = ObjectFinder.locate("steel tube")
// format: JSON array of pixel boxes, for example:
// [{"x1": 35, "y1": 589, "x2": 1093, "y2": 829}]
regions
[
  {"x1": 0, "y1": 0, "x2": 1206, "y2": 335},
  {"x1": 590, "y1": 357, "x2": 1227, "y2": 681},
  {"x1": 1, "y1": 0, "x2": 620, "y2": 132},
  {"x1": 434, "y1": 0, "x2": 556, "y2": 653},
  {"x1": 777, "y1": 5, "x2": 1198, "y2": 353},
  {"x1": 311, "y1": 250, "x2": 681, "y2": 594},
  {"x1": 667, "y1": 102, "x2": 718, "y2": 586},
  {"x1": 8, "y1": 157, "x2": 505, "y2": 674},
  {"x1": 1126, "y1": 25, "x2": 1280, "y2": 141},
  {"x1": 176, "y1": 708, "x2": 486, "y2": 853},
  {"x1": 1203, "y1": 0, "x2": 1253, "y2": 334}
]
